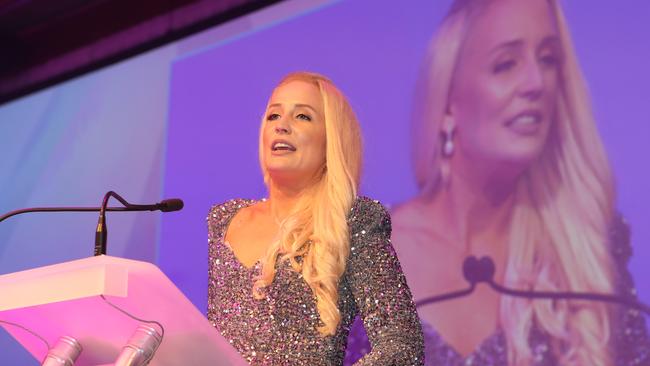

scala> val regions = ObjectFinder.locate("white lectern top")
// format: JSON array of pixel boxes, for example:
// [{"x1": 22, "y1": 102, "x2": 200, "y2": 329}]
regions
[{"x1": 0, "y1": 255, "x2": 248, "y2": 366}]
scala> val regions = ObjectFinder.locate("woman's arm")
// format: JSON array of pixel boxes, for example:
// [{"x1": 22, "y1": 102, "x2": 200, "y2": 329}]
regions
[
  {"x1": 206, "y1": 203, "x2": 223, "y2": 325},
  {"x1": 346, "y1": 197, "x2": 424, "y2": 365}
]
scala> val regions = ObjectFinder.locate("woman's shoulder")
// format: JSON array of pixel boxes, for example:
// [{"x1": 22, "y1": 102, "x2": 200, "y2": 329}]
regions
[
  {"x1": 207, "y1": 198, "x2": 257, "y2": 224},
  {"x1": 351, "y1": 196, "x2": 390, "y2": 214},
  {"x1": 608, "y1": 214, "x2": 637, "y2": 296},
  {"x1": 349, "y1": 196, "x2": 391, "y2": 232},
  {"x1": 609, "y1": 214, "x2": 632, "y2": 264}
]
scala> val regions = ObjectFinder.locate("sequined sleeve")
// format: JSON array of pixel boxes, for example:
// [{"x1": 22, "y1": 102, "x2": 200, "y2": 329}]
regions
[
  {"x1": 206, "y1": 202, "x2": 224, "y2": 326},
  {"x1": 346, "y1": 197, "x2": 425, "y2": 365},
  {"x1": 610, "y1": 216, "x2": 650, "y2": 365}
]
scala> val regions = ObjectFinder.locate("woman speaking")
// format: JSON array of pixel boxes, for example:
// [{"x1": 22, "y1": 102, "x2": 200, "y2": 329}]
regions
[{"x1": 207, "y1": 72, "x2": 424, "y2": 365}]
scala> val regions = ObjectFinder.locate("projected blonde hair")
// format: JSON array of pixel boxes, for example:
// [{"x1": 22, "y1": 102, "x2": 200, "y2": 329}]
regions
[
  {"x1": 254, "y1": 72, "x2": 363, "y2": 336},
  {"x1": 413, "y1": 0, "x2": 616, "y2": 364}
]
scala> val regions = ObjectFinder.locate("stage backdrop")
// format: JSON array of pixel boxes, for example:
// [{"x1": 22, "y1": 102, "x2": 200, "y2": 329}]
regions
[{"x1": 1, "y1": 0, "x2": 648, "y2": 364}]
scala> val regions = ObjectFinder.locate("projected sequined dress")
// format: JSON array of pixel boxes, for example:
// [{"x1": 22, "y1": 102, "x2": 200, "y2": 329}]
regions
[
  {"x1": 207, "y1": 197, "x2": 425, "y2": 365},
  {"x1": 344, "y1": 218, "x2": 650, "y2": 365}
]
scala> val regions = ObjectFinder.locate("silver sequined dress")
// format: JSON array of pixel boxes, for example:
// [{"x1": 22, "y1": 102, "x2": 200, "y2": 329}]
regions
[
  {"x1": 207, "y1": 197, "x2": 425, "y2": 365},
  {"x1": 344, "y1": 217, "x2": 650, "y2": 365}
]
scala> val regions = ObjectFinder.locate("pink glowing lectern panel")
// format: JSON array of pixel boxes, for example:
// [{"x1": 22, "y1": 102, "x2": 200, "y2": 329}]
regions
[{"x1": 0, "y1": 255, "x2": 247, "y2": 366}]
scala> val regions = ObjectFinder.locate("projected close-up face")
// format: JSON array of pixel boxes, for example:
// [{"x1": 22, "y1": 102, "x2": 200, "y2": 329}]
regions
[
  {"x1": 261, "y1": 79, "x2": 327, "y2": 185},
  {"x1": 450, "y1": 0, "x2": 561, "y2": 170}
]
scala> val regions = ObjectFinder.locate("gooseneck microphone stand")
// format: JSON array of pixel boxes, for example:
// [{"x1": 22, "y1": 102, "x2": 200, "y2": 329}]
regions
[
  {"x1": 0, "y1": 191, "x2": 183, "y2": 256},
  {"x1": 417, "y1": 255, "x2": 650, "y2": 316}
]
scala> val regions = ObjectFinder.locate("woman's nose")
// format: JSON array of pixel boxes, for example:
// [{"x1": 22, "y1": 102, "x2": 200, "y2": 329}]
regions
[
  {"x1": 518, "y1": 59, "x2": 544, "y2": 101},
  {"x1": 274, "y1": 117, "x2": 291, "y2": 134}
]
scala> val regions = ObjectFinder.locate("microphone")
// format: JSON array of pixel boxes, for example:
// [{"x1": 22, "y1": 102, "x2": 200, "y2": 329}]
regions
[
  {"x1": 156, "y1": 199, "x2": 184, "y2": 212},
  {"x1": 0, "y1": 192, "x2": 184, "y2": 256},
  {"x1": 417, "y1": 255, "x2": 650, "y2": 316},
  {"x1": 0, "y1": 198, "x2": 184, "y2": 223}
]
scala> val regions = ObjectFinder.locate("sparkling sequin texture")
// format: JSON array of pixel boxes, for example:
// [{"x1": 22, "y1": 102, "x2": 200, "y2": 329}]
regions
[
  {"x1": 345, "y1": 217, "x2": 650, "y2": 365},
  {"x1": 207, "y1": 197, "x2": 425, "y2": 365}
]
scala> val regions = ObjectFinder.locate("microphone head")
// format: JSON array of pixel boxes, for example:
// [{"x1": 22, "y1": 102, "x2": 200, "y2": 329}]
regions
[
  {"x1": 463, "y1": 256, "x2": 480, "y2": 284},
  {"x1": 478, "y1": 256, "x2": 496, "y2": 280},
  {"x1": 158, "y1": 198, "x2": 184, "y2": 212},
  {"x1": 462, "y1": 255, "x2": 496, "y2": 284}
]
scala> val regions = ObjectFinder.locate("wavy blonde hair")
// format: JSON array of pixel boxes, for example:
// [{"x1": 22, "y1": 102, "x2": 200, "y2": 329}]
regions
[
  {"x1": 413, "y1": 1, "x2": 616, "y2": 364},
  {"x1": 254, "y1": 72, "x2": 363, "y2": 335}
]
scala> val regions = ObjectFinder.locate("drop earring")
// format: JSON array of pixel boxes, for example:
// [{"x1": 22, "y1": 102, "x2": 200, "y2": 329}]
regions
[{"x1": 442, "y1": 125, "x2": 455, "y2": 157}]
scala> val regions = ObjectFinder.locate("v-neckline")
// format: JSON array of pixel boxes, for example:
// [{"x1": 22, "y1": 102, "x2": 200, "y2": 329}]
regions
[
  {"x1": 220, "y1": 199, "x2": 263, "y2": 271},
  {"x1": 222, "y1": 240, "x2": 262, "y2": 271},
  {"x1": 421, "y1": 320, "x2": 505, "y2": 362}
]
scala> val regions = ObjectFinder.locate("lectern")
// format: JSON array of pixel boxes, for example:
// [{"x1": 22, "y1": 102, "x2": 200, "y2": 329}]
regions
[{"x1": 0, "y1": 255, "x2": 248, "y2": 365}]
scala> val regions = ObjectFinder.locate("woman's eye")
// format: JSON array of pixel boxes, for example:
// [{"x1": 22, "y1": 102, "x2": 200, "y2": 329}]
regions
[
  {"x1": 296, "y1": 113, "x2": 312, "y2": 121},
  {"x1": 493, "y1": 60, "x2": 516, "y2": 74},
  {"x1": 267, "y1": 113, "x2": 280, "y2": 121},
  {"x1": 540, "y1": 53, "x2": 559, "y2": 68}
]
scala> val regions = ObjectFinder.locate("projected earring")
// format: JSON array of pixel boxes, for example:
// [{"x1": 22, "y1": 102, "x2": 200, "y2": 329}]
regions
[{"x1": 441, "y1": 125, "x2": 455, "y2": 157}]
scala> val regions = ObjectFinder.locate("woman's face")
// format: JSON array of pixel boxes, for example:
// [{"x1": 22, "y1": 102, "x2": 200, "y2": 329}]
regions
[
  {"x1": 449, "y1": 0, "x2": 562, "y2": 170},
  {"x1": 261, "y1": 80, "x2": 327, "y2": 185}
]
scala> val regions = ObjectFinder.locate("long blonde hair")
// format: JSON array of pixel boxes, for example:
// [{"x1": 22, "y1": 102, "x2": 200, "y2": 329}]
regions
[
  {"x1": 254, "y1": 72, "x2": 363, "y2": 336},
  {"x1": 413, "y1": 1, "x2": 616, "y2": 364}
]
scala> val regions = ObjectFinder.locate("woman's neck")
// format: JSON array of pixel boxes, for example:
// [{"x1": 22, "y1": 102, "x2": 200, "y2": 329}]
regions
[
  {"x1": 431, "y1": 158, "x2": 522, "y2": 255},
  {"x1": 267, "y1": 179, "x2": 314, "y2": 222},
  {"x1": 268, "y1": 185, "x2": 303, "y2": 222}
]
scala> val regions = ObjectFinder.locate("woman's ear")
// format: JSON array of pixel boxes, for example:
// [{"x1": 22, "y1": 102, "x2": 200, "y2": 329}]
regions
[{"x1": 442, "y1": 102, "x2": 456, "y2": 133}]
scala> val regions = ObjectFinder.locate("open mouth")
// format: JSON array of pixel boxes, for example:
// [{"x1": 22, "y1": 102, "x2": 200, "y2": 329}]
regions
[
  {"x1": 271, "y1": 140, "x2": 296, "y2": 152},
  {"x1": 505, "y1": 110, "x2": 543, "y2": 134}
]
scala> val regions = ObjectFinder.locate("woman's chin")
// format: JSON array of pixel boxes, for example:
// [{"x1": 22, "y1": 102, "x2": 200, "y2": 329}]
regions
[
  {"x1": 490, "y1": 140, "x2": 547, "y2": 166},
  {"x1": 266, "y1": 167, "x2": 308, "y2": 185}
]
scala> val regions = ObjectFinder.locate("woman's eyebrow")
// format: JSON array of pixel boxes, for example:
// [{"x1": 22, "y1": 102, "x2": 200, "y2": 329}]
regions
[
  {"x1": 268, "y1": 103, "x2": 318, "y2": 114},
  {"x1": 488, "y1": 39, "x2": 523, "y2": 55}
]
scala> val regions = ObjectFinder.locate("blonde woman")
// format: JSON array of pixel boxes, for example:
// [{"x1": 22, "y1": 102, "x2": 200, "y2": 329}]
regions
[
  {"x1": 207, "y1": 72, "x2": 424, "y2": 365},
  {"x1": 379, "y1": 0, "x2": 650, "y2": 365}
]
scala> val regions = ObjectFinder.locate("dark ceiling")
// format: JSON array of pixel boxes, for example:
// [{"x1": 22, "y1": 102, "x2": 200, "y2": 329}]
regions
[{"x1": 0, "y1": 0, "x2": 282, "y2": 105}]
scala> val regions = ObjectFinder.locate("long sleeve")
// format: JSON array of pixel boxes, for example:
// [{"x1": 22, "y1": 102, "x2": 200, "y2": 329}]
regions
[
  {"x1": 206, "y1": 203, "x2": 223, "y2": 326},
  {"x1": 609, "y1": 217, "x2": 650, "y2": 365},
  {"x1": 346, "y1": 197, "x2": 425, "y2": 365}
]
